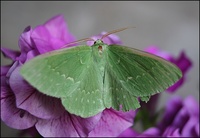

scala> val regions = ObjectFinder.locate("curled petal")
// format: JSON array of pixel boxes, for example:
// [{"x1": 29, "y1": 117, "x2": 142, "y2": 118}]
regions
[
  {"x1": 172, "y1": 108, "x2": 189, "y2": 130},
  {"x1": 182, "y1": 116, "x2": 199, "y2": 137},
  {"x1": 158, "y1": 96, "x2": 183, "y2": 131},
  {"x1": 174, "y1": 51, "x2": 192, "y2": 73},
  {"x1": 162, "y1": 127, "x2": 181, "y2": 137},
  {"x1": 9, "y1": 66, "x2": 65, "y2": 119},
  {"x1": 25, "y1": 49, "x2": 39, "y2": 62},
  {"x1": 36, "y1": 111, "x2": 101, "y2": 137},
  {"x1": 6, "y1": 61, "x2": 20, "y2": 78},
  {"x1": 18, "y1": 26, "x2": 34, "y2": 52},
  {"x1": 1, "y1": 47, "x2": 20, "y2": 61},
  {"x1": 167, "y1": 51, "x2": 192, "y2": 92},
  {"x1": 18, "y1": 26, "x2": 37, "y2": 63}
]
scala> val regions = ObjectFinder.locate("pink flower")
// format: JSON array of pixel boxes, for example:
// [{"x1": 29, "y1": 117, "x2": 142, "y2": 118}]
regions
[
  {"x1": 1, "y1": 14, "x2": 135, "y2": 137},
  {"x1": 145, "y1": 46, "x2": 192, "y2": 93},
  {"x1": 157, "y1": 96, "x2": 199, "y2": 137},
  {"x1": 119, "y1": 96, "x2": 199, "y2": 137}
]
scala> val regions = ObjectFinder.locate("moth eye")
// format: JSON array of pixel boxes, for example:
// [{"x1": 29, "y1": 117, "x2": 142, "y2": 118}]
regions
[{"x1": 93, "y1": 41, "x2": 97, "y2": 44}]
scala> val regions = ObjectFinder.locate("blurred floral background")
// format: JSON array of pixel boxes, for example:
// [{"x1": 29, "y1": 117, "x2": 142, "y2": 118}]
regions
[{"x1": 1, "y1": 1, "x2": 199, "y2": 137}]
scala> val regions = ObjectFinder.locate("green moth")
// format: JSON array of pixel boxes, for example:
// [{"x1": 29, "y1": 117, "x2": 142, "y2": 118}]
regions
[{"x1": 20, "y1": 28, "x2": 182, "y2": 118}]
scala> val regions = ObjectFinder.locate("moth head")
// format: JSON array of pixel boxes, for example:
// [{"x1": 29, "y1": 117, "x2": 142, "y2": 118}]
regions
[{"x1": 93, "y1": 39, "x2": 104, "y2": 45}]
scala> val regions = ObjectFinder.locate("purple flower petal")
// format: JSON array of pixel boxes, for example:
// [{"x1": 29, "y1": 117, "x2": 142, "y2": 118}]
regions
[
  {"x1": 158, "y1": 96, "x2": 183, "y2": 131},
  {"x1": 195, "y1": 123, "x2": 199, "y2": 136},
  {"x1": 159, "y1": 96, "x2": 199, "y2": 137},
  {"x1": 6, "y1": 61, "x2": 20, "y2": 78},
  {"x1": 87, "y1": 31, "x2": 122, "y2": 46},
  {"x1": 183, "y1": 96, "x2": 199, "y2": 116},
  {"x1": 118, "y1": 127, "x2": 139, "y2": 137},
  {"x1": 43, "y1": 14, "x2": 76, "y2": 44},
  {"x1": 49, "y1": 37, "x2": 66, "y2": 50},
  {"x1": 1, "y1": 47, "x2": 20, "y2": 61},
  {"x1": 162, "y1": 127, "x2": 181, "y2": 137},
  {"x1": 89, "y1": 108, "x2": 136, "y2": 137},
  {"x1": 182, "y1": 117, "x2": 199, "y2": 137},
  {"x1": 1, "y1": 76, "x2": 37, "y2": 129},
  {"x1": 180, "y1": 96, "x2": 199, "y2": 137},
  {"x1": 25, "y1": 49, "x2": 39, "y2": 62},
  {"x1": 141, "y1": 127, "x2": 160, "y2": 136},
  {"x1": 172, "y1": 129, "x2": 181, "y2": 137},
  {"x1": 167, "y1": 51, "x2": 192, "y2": 92},
  {"x1": 128, "y1": 127, "x2": 160, "y2": 137},
  {"x1": 18, "y1": 26, "x2": 34, "y2": 52},
  {"x1": 171, "y1": 108, "x2": 189, "y2": 130},
  {"x1": 144, "y1": 46, "x2": 174, "y2": 61},
  {"x1": 1, "y1": 65, "x2": 11, "y2": 76},
  {"x1": 31, "y1": 25, "x2": 54, "y2": 54},
  {"x1": 35, "y1": 111, "x2": 101, "y2": 137},
  {"x1": 31, "y1": 15, "x2": 76, "y2": 54},
  {"x1": 127, "y1": 96, "x2": 199, "y2": 137},
  {"x1": 174, "y1": 51, "x2": 192, "y2": 73},
  {"x1": 18, "y1": 26, "x2": 38, "y2": 63},
  {"x1": 9, "y1": 66, "x2": 65, "y2": 119}
]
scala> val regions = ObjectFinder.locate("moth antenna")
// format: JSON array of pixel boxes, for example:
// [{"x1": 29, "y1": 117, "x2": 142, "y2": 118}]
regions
[
  {"x1": 61, "y1": 38, "x2": 95, "y2": 48},
  {"x1": 101, "y1": 27, "x2": 136, "y2": 40}
]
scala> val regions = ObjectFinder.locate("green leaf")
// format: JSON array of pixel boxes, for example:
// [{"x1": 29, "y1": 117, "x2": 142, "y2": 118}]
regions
[{"x1": 20, "y1": 39, "x2": 182, "y2": 118}]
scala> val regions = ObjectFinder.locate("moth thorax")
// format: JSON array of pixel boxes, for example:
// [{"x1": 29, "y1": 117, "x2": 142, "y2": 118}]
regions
[{"x1": 98, "y1": 46, "x2": 103, "y2": 54}]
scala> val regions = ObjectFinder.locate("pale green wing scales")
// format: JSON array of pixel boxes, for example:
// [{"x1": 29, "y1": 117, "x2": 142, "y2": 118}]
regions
[
  {"x1": 103, "y1": 68, "x2": 141, "y2": 111},
  {"x1": 20, "y1": 45, "x2": 105, "y2": 117},
  {"x1": 20, "y1": 38, "x2": 182, "y2": 117},
  {"x1": 61, "y1": 56, "x2": 104, "y2": 117},
  {"x1": 103, "y1": 45, "x2": 182, "y2": 111}
]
